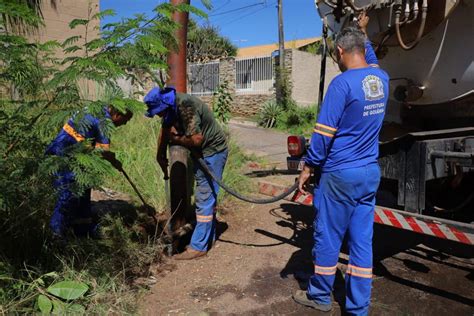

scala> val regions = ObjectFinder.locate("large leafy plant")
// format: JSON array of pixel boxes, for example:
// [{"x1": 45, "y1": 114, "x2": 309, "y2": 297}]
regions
[{"x1": 0, "y1": 0, "x2": 204, "y2": 263}]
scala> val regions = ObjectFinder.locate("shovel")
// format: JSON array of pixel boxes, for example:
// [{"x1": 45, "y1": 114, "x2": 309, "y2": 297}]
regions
[{"x1": 119, "y1": 167, "x2": 156, "y2": 216}]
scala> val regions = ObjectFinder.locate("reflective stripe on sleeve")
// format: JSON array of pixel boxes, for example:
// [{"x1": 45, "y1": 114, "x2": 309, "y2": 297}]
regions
[
  {"x1": 314, "y1": 123, "x2": 337, "y2": 138},
  {"x1": 63, "y1": 123, "x2": 85, "y2": 142}
]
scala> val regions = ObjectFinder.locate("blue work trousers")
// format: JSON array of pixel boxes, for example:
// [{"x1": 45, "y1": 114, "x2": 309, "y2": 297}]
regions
[
  {"x1": 308, "y1": 163, "x2": 381, "y2": 316},
  {"x1": 190, "y1": 149, "x2": 228, "y2": 252},
  {"x1": 50, "y1": 171, "x2": 96, "y2": 237}
]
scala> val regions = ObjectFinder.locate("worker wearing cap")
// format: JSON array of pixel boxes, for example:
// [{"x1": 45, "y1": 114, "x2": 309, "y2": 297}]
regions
[
  {"x1": 46, "y1": 107, "x2": 132, "y2": 238},
  {"x1": 293, "y1": 19, "x2": 389, "y2": 315},
  {"x1": 144, "y1": 87, "x2": 228, "y2": 260}
]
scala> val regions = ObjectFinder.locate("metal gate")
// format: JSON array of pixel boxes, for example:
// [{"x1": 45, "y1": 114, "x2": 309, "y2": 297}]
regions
[{"x1": 188, "y1": 61, "x2": 220, "y2": 96}]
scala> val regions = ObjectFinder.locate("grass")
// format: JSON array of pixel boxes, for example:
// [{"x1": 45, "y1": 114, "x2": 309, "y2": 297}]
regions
[
  {"x1": 106, "y1": 115, "x2": 166, "y2": 211},
  {"x1": 106, "y1": 116, "x2": 254, "y2": 209},
  {"x1": 0, "y1": 114, "x2": 255, "y2": 314},
  {"x1": 0, "y1": 216, "x2": 156, "y2": 314}
]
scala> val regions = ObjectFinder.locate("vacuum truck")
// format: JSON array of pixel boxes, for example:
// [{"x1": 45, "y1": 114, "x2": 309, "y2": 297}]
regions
[{"x1": 280, "y1": 0, "x2": 474, "y2": 245}]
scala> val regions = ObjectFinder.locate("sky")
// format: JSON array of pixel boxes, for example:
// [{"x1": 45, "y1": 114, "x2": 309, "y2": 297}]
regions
[{"x1": 100, "y1": 0, "x2": 323, "y2": 48}]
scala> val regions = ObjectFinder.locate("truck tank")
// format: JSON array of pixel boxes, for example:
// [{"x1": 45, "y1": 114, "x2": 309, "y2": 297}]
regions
[
  {"x1": 315, "y1": 0, "x2": 474, "y2": 131},
  {"x1": 314, "y1": 0, "x2": 474, "y2": 217}
]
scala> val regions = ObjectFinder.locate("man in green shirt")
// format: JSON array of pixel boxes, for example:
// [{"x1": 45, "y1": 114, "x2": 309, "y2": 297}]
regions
[{"x1": 144, "y1": 86, "x2": 228, "y2": 260}]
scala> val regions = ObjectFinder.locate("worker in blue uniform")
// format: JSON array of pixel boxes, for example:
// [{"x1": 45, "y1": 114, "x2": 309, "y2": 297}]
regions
[
  {"x1": 293, "y1": 15, "x2": 389, "y2": 315},
  {"x1": 46, "y1": 107, "x2": 133, "y2": 238}
]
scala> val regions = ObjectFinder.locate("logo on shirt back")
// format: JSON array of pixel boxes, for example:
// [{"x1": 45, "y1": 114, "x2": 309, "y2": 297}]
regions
[{"x1": 362, "y1": 75, "x2": 384, "y2": 101}]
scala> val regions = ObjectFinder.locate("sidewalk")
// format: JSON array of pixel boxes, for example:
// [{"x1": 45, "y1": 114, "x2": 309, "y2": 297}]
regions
[{"x1": 229, "y1": 118, "x2": 290, "y2": 168}]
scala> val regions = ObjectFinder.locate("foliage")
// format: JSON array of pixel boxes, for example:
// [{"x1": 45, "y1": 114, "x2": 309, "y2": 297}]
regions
[
  {"x1": 0, "y1": 217, "x2": 160, "y2": 313},
  {"x1": 302, "y1": 40, "x2": 323, "y2": 55},
  {"x1": 257, "y1": 100, "x2": 282, "y2": 129},
  {"x1": 35, "y1": 279, "x2": 88, "y2": 314},
  {"x1": 275, "y1": 66, "x2": 294, "y2": 111},
  {"x1": 275, "y1": 105, "x2": 316, "y2": 136},
  {"x1": 0, "y1": 1, "x2": 201, "y2": 314},
  {"x1": 187, "y1": 19, "x2": 237, "y2": 63},
  {"x1": 212, "y1": 80, "x2": 233, "y2": 124}
]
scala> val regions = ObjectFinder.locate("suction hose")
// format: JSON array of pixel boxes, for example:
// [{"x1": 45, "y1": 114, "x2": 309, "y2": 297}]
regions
[
  {"x1": 196, "y1": 157, "x2": 299, "y2": 204},
  {"x1": 395, "y1": 0, "x2": 428, "y2": 50}
]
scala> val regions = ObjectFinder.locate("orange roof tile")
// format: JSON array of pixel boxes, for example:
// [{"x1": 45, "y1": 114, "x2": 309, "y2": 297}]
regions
[{"x1": 237, "y1": 37, "x2": 320, "y2": 58}]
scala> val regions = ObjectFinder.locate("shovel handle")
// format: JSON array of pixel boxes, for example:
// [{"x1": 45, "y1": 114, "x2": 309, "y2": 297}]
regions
[{"x1": 120, "y1": 169, "x2": 148, "y2": 206}]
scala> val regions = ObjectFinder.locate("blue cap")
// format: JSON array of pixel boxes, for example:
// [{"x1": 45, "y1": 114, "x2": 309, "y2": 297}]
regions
[{"x1": 143, "y1": 86, "x2": 176, "y2": 119}]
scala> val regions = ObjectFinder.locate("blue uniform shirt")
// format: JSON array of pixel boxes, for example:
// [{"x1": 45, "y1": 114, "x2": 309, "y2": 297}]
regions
[
  {"x1": 305, "y1": 64, "x2": 389, "y2": 172},
  {"x1": 364, "y1": 41, "x2": 378, "y2": 65},
  {"x1": 46, "y1": 109, "x2": 111, "y2": 156}
]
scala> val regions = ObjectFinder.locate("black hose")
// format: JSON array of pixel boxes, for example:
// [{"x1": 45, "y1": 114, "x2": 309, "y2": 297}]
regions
[{"x1": 196, "y1": 157, "x2": 299, "y2": 204}]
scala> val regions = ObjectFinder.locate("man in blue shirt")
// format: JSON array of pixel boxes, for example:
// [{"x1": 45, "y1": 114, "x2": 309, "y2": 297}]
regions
[
  {"x1": 293, "y1": 21, "x2": 389, "y2": 315},
  {"x1": 46, "y1": 107, "x2": 132, "y2": 238}
]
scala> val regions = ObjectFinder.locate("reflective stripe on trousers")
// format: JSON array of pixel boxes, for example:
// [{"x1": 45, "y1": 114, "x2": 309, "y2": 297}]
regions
[
  {"x1": 307, "y1": 163, "x2": 380, "y2": 316},
  {"x1": 190, "y1": 149, "x2": 228, "y2": 252}
]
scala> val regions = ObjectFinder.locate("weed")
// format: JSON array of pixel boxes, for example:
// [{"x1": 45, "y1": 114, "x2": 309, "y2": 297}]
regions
[{"x1": 105, "y1": 115, "x2": 166, "y2": 211}]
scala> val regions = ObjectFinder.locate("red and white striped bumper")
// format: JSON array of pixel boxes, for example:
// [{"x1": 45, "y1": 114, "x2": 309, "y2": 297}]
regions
[{"x1": 258, "y1": 181, "x2": 474, "y2": 246}]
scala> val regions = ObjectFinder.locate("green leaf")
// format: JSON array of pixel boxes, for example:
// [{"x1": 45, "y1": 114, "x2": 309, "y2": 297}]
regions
[
  {"x1": 47, "y1": 281, "x2": 89, "y2": 300},
  {"x1": 200, "y1": 0, "x2": 213, "y2": 10},
  {"x1": 68, "y1": 303, "x2": 86, "y2": 314},
  {"x1": 69, "y1": 19, "x2": 89, "y2": 29},
  {"x1": 37, "y1": 295, "x2": 52, "y2": 314},
  {"x1": 52, "y1": 299, "x2": 66, "y2": 314}
]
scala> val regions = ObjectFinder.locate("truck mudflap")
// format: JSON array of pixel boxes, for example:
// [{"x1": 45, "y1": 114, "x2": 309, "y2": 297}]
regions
[{"x1": 258, "y1": 181, "x2": 474, "y2": 246}]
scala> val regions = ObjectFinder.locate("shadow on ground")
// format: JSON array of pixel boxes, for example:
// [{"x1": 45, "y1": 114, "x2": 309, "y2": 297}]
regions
[{"x1": 250, "y1": 203, "x2": 474, "y2": 314}]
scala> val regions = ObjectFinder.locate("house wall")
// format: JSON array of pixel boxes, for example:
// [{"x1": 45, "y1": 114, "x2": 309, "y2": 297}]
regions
[
  {"x1": 289, "y1": 49, "x2": 340, "y2": 106},
  {"x1": 31, "y1": 0, "x2": 100, "y2": 57},
  {"x1": 29, "y1": 0, "x2": 101, "y2": 99},
  {"x1": 189, "y1": 49, "x2": 342, "y2": 117}
]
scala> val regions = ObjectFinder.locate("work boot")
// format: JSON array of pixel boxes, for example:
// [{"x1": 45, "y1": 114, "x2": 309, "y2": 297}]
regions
[
  {"x1": 292, "y1": 290, "x2": 332, "y2": 312},
  {"x1": 173, "y1": 248, "x2": 207, "y2": 260}
]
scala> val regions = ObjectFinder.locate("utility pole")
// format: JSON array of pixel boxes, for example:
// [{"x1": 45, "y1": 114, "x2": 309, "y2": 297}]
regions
[
  {"x1": 277, "y1": 0, "x2": 285, "y2": 68},
  {"x1": 167, "y1": 0, "x2": 191, "y2": 253},
  {"x1": 167, "y1": 0, "x2": 190, "y2": 93},
  {"x1": 276, "y1": 0, "x2": 285, "y2": 104}
]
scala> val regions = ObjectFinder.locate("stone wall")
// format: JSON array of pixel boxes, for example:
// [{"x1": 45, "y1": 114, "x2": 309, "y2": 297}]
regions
[
  {"x1": 196, "y1": 92, "x2": 273, "y2": 117},
  {"x1": 232, "y1": 94, "x2": 274, "y2": 116}
]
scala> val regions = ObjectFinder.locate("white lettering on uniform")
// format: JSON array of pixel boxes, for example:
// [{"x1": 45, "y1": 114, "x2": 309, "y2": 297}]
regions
[{"x1": 363, "y1": 102, "x2": 385, "y2": 117}]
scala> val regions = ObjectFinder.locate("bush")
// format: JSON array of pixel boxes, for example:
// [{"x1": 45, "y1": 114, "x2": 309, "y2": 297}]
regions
[
  {"x1": 276, "y1": 105, "x2": 316, "y2": 136},
  {"x1": 0, "y1": 2, "x2": 205, "y2": 313},
  {"x1": 257, "y1": 100, "x2": 282, "y2": 128}
]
